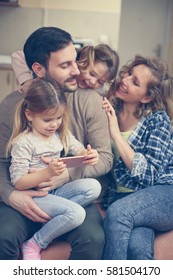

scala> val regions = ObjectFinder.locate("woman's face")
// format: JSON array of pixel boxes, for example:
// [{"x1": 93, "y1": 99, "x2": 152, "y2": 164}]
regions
[
  {"x1": 115, "y1": 64, "x2": 154, "y2": 105},
  {"x1": 77, "y1": 61, "x2": 109, "y2": 89}
]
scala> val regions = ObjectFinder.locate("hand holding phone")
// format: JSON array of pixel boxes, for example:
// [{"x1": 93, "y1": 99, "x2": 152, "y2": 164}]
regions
[{"x1": 59, "y1": 155, "x2": 85, "y2": 168}]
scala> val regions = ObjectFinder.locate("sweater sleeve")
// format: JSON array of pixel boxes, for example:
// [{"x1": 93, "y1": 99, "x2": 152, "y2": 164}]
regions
[
  {"x1": 67, "y1": 89, "x2": 113, "y2": 180},
  {"x1": 0, "y1": 92, "x2": 23, "y2": 204},
  {"x1": 10, "y1": 139, "x2": 33, "y2": 185},
  {"x1": 11, "y1": 51, "x2": 33, "y2": 85},
  {"x1": 67, "y1": 131, "x2": 85, "y2": 155}
]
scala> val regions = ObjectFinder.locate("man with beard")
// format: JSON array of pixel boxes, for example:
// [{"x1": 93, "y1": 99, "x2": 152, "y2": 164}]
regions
[{"x1": 0, "y1": 27, "x2": 113, "y2": 260}]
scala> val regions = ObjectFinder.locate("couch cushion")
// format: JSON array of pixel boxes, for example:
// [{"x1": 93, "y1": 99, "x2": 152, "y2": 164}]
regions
[
  {"x1": 155, "y1": 230, "x2": 173, "y2": 260},
  {"x1": 41, "y1": 241, "x2": 71, "y2": 260}
]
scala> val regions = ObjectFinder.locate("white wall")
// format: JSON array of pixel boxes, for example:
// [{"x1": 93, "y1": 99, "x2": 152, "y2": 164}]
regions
[
  {"x1": 1, "y1": 0, "x2": 172, "y2": 71},
  {"x1": 19, "y1": 0, "x2": 121, "y2": 12},
  {"x1": 118, "y1": 0, "x2": 173, "y2": 67},
  {"x1": 0, "y1": 0, "x2": 121, "y2": 55}
]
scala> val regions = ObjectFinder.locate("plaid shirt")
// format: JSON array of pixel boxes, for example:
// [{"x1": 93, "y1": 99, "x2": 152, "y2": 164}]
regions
[{"x1": 104, "y1": 111, "x2": 173, "y2": 208}]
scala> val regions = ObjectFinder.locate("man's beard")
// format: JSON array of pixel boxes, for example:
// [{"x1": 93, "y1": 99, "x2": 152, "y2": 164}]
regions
[
  {"x1": 45, "y1": 72, "x2": 78, "y2": 93},
  {"x1": 63, "y1": 77, "x2": 78, "y2": 93},
  {"x1": 62, "y1": 83, "x2": 78, "y2": 93}
]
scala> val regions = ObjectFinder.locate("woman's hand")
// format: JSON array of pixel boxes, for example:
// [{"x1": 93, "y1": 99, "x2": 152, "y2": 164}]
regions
[{"x1": 102, "y1": 97, "x2": 120, "y2": 140}]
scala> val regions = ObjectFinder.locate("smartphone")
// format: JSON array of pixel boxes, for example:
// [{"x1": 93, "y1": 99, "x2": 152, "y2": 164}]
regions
[{"x1": 59, "y1": 155, "x2": 85, "y2": 168}]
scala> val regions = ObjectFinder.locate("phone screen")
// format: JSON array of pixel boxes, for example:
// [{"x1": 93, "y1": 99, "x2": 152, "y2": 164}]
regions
[{"x1": 59, "y1": 156, "x2": 85, "y2": 168}]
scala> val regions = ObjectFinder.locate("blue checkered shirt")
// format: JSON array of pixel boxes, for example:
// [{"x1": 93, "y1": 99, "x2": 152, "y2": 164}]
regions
[
  {"x1": 114, "y1": 110, "x2": 173, "y2": 190},
  {"x1": 103, "y1": 111, "x2": 173, "y2": 208}
]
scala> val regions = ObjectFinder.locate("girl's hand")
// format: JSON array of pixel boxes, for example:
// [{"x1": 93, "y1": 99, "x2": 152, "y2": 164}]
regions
[
  {"x1": 102, "y1": 97, "x2": 120, "y2": 139},
  {"x1": 18, "y1": 79, "x2": 33, "y2": 94},
  {"x1": 82, "y1": 144, "x2": 99, "y2": 165},
  {"x1": 36, "y1": 169, "x2": 70, "y2": 192},
  {"x1": 47, "y1": 158, "x2": 67, "y2": 177}
]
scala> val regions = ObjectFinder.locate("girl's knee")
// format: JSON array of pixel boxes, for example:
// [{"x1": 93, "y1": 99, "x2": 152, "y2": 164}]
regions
[
  {"x1": 92, "y1": 179, "x2": 101, "y2": 199},
  {"x1": 72, "y1": 205, "x2": 86, "y2": 227},
  {"x1": 87, "y1": 179, "x2": 101, "y2": 200}
]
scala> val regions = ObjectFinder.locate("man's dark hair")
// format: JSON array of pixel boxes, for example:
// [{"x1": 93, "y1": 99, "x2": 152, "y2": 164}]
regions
[{"x1": 23, "y1": 26, "x2": 72, "y2": 70}]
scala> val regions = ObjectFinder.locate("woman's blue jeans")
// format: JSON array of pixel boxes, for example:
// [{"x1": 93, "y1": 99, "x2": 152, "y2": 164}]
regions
[
  {"x1": 103, "y1": 185, "x2": 173, "y2": 260},
  {"x1": 33, "y1": 178, "x2": 101, "y2": 249}
]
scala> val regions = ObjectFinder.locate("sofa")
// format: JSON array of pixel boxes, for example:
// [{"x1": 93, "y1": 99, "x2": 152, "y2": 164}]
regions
[{"x1": 40, "y1": 203, "x2": 173, "y2": 260}]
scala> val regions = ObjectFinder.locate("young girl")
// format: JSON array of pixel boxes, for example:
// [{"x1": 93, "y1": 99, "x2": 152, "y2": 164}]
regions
[
  {"x1": 11, "y1": 44, "x2": 119, "y2": 96},
  {"x1": 76, "y1": 44, "x2": 119, "y2": 95},
  {"x1": 7, "y1": 78, "x2": 101, "y2": 260},
  {"x1": 102, "y1": 55, "x2": 173, "y2": 259}
]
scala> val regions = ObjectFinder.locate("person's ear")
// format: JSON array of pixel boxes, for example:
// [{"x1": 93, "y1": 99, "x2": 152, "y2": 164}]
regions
[
  {"x1": 32, "y1": 62, "x2": 46, "y2": 78},
  {"x1": 25, "y1": 109, "x2": 33, "y2": 121},
  {"x1": 141, "y1": 96, "x2": 152, "y2": 104}
]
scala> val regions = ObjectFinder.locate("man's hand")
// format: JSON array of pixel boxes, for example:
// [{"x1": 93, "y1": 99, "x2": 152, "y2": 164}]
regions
[{"x1": 9, "y1": 189, "x2": 51, "y2": 223}]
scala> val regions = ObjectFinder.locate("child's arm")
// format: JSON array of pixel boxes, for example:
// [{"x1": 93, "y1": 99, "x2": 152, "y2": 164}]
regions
[
  {"x1": 15, "y1": 159, "x2": 66, "y2": 191},
  {"x1": 10, "y1": 139, "x2": 66, "y2": 191},
  {"x1": 11, "y1": 50, "x2": 33, "y2": 85}
]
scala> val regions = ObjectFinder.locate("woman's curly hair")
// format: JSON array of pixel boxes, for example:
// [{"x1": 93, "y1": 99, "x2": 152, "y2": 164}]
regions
[{"x1": 108, "y1": 55, "x2": 173, "y2": 120}]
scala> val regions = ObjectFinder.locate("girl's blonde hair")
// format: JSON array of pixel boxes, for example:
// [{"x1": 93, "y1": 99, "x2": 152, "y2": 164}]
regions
[
  {"x1": 6, "y1": 78, "x2": 70, "y2": 155},
  {"x1": 108, "y1": 55, "x2": 173, "y2": 120},
  {"x1": 77, "y1": 44, "x2": 119, "y2": 82}
]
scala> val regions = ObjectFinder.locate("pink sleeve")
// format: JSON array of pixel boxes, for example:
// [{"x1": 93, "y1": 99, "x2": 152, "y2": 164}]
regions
[{"x1": 11, "y1": 51, "x2": 33, "y2": 85}]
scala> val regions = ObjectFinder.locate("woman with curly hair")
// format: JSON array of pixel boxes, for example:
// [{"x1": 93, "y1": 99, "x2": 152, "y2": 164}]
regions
[{"x1": 102, "y1": 55, "x2": 173, "y2": 260}]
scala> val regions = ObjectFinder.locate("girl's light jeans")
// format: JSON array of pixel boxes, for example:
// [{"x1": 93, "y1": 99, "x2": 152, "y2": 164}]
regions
[
  {"x1": 103, "y1": 185, "x2": 173, "y2": 260},
  {"x1": 33, "y1": 178, "x2": 101, "y2": 249}
]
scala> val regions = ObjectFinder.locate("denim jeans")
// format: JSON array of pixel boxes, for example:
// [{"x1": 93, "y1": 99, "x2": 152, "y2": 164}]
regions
[
  {"x1": 33, "y1": 178, "x2": 101, "y2": 249},
  {"x1": 102, "y1": 185, "x2": 173, "y2": 260},
  {"x1": 0, "y1": 202, "x2": 104, "y2": 260}
]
